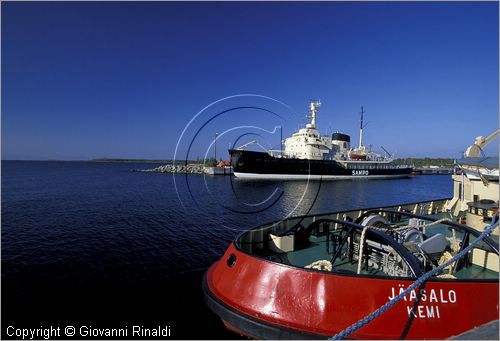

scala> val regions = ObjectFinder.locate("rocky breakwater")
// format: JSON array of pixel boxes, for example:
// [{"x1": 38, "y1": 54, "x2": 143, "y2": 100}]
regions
[{"x1": 134, "y1": 164, "x2": 205, "y2": 174}]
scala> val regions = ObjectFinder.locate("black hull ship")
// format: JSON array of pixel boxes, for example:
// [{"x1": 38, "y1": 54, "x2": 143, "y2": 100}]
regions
[
  {"x1": 231, "y1": 101, "x2": 413, "y2": 180},
  {"x1": 230, "y1": 149, "x2": 412, "y2": 180}
]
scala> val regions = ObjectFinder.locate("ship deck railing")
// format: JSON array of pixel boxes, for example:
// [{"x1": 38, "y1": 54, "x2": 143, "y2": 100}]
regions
[{"x1": 235, "y1": 198, "x2": 499, "y2": 281}]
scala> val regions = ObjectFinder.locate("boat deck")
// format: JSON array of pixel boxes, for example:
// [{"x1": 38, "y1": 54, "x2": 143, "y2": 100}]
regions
[
  {"x1": 252, "y1": 210, "x2": 499, "y2": 281},
  {"x1": 261, "y1": 234, "x2": 498, "y2": 280}
]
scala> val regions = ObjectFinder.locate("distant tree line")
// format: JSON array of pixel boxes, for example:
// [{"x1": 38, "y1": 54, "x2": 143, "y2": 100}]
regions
[
  {"x1": 194, "y1": 157, "x2": 218, "y2": 167},
  {"x1": 393, "y1": 158, "x2": 455, "y2": 167}
]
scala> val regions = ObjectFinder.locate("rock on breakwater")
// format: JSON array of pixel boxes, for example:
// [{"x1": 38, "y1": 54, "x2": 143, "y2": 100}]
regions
[{"x1": 133, "y1": 164, "x2": 205, "y2": 174}]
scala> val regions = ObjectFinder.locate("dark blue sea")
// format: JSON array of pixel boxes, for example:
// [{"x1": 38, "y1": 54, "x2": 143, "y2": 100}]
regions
[{"x1": 1, "y1": 161, "x2": 452, "y2": 339}]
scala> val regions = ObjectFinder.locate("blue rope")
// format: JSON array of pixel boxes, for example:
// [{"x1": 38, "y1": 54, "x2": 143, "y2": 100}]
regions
[{"x1": 330, "y1": 221, "x2": 499, "y2": 340}]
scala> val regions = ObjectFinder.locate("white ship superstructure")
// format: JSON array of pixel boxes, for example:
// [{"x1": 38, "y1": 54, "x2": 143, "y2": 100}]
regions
[
  {"x1": 282, "y1": 101, "x2": 393, "y2": 165},
  {"x1": 283, "y1": 101, "x2": 333, "y2": 160},
  {"x1": 447, "y1": 129, "x2": 499, "y2": 234}
]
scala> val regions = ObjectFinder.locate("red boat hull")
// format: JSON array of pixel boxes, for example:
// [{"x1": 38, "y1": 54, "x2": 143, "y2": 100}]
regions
[{"x1": 204, "y1": 243, "x2": 499, "y2": 339}]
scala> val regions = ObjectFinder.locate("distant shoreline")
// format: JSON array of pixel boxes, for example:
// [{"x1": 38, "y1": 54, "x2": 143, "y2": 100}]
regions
[
  {"x1": 2, "y1": 159, "x2": 197, "y2": 164},
  {"x1": 3, "y1": 157, "x2": 492, "y2": 168}
]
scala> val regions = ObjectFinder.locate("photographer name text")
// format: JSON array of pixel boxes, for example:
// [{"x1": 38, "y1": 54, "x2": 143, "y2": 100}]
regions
[{"x1": 6, "y1": 325, "x2": 171, "y2": 339}]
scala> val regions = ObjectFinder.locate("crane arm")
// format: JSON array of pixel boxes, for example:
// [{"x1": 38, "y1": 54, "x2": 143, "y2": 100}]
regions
[
  {"x1": 236, "y1": 140, "x2": 257, "y2": 150},
  {"x1": 464, "y1": 129, "x2": 499, "y2": 157},
  {"x1": 480, "y1": 129, "x2": 500, "y2": 147}
]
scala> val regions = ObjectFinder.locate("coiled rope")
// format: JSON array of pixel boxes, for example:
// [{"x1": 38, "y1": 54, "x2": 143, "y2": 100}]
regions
[{"x1": 332, "y1": 220, "x2": 498, "y2": 340}]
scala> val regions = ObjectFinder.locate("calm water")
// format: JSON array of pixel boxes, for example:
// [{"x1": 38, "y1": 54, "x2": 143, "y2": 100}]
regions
[{"x1": 1, "y1": 161, "x2": 452, "y2": 339}]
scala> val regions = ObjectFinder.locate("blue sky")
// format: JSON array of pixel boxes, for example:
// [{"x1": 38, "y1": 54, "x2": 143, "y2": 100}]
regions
[{"x1": 2, "y1": 1, "x2": 498, "y2": 160}]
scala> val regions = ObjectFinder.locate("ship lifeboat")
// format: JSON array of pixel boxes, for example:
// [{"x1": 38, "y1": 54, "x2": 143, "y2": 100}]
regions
[
  {"x1": 203, "y1": 202, "x2": 499, "y2": 339},
  {"x1": 349, "y1": 151, "x2": 367, "y2": 160}
]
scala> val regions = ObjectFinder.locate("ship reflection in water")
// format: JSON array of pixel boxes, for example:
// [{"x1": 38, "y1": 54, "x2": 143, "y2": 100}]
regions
[{"x1": 228, "y1": 176, "x2": 422, "y2": 219}]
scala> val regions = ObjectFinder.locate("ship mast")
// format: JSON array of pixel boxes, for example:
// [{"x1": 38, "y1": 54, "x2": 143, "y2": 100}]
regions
[
  {"x1": 307, "y1": 100, "x2": 321, "y2": 129},
  {"x1": 359, "y1": 106, "x2": 365, "y2": 148}
]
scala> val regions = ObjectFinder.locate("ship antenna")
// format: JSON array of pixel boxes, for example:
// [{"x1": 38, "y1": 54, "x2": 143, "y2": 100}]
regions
[
  {"x1": 359, "y1": 106, "x2": 365, "y2": 147},
  {"x1": 280, "y1": 126, "x2": 283, "y2": 157}
]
